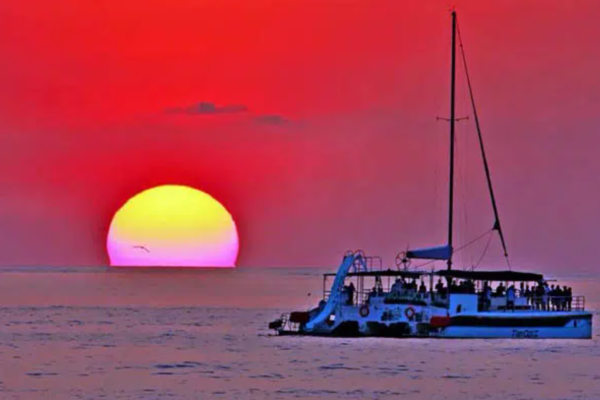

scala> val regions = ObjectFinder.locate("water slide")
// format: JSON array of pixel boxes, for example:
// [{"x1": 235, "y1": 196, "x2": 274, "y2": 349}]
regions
[{"x1": 305, "y1": 253, "x2": 362, "y2": 331}]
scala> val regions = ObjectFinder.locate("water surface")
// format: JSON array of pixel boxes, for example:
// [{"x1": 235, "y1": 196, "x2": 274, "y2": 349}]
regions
[{"x1": 0, "y1": 267, "x2": 598, "y2": 399}]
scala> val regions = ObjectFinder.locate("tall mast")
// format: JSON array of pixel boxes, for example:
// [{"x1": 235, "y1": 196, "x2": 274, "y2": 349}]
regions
[{"x1": 447, "y1": 10, "x2": 457, "y2": 271}]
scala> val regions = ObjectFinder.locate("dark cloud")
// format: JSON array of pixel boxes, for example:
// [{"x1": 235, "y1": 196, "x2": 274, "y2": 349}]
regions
[
  {"x1": 166, "y1": 102, "x2": 248, "y2": 115},
  {"x1": 253, "y1": 114, "x2": 293, "y2": 125},
  {"x1": 165, "y1": 101, "x2": 297, "y2": 128}
]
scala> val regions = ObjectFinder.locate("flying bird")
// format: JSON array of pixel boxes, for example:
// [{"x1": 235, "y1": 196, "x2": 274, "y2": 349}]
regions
[{"x1": 132, "y1": 245, "x2": 150, "y2": 253}]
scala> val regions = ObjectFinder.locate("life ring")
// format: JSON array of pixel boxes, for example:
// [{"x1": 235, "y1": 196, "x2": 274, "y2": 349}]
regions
[
  {"x1": 359, "y1": 305, "x2": 370, "y2": 318},
  {"x1": 405, "y1": 306, "x2": 416, "y2": 320}
]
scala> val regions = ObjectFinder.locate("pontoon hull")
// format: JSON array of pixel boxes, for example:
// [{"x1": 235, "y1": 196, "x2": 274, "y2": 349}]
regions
[
  {"x1": 438, "y1": 312, "x2": 592, "y2": 339},
  {"x1": 278, "y1": 312, "x2": 592, "y2": 339}
]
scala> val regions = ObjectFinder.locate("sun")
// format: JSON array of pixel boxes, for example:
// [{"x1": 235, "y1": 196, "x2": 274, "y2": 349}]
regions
[{"x1": 106, "y1": 185, "x2": 239, "y2": 267}]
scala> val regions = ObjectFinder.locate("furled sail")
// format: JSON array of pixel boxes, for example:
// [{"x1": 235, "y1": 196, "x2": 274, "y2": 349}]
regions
[{"x1": 406, "y1": 244, "x2": 451, "y2": 260}]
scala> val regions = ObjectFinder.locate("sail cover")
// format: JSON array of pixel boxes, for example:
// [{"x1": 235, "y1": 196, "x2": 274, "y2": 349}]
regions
[{"x1": 406, "y1": 244, "x2": 451, "y2": 260}]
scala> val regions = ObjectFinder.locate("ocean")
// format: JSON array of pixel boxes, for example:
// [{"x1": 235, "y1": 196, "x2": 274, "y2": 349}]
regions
[{"x1": 0, "y1": 266, "x2": 598, "y2": 400}]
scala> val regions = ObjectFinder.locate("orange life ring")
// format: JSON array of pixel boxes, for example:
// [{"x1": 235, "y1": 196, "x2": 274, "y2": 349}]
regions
[
  {"x1": 359, "y1": 305, "x2": 370, "y2": 317},
  {"x1": 405, "y1": 306, "x2": 416, "y2": 320}
]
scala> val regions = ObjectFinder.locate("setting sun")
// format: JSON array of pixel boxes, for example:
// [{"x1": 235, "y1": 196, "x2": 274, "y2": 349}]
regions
[{"x1": 106, "y1": 185, "x2": 238, "y2": 267}]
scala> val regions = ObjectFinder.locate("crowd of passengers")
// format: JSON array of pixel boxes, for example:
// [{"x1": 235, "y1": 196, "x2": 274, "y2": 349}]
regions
[
  {"x1": 477, "y1": 280, "x2": 574, "y2": 311},
  {"x1": 344, "y1": 277, "x2": 575, "y2": 311}
]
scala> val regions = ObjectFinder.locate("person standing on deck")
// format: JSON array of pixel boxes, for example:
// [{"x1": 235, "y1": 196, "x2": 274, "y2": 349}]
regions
[
  {"x1": 535, "y1": 283, "x2": 544, "y2": 310},
  {"x1": 347, "y1": 282, "x2": 355, "y2": 306},
  {"x1": 542, "y1": 282, "x2": 550, "y2": 311},
  {"x1": 496, "y1": 282, "x2": 506, "y2": 296},
  {"x1": 482, "y1": 282, "x2": 492, "y2": 311},
  {"x1": 554, "y1": 285, "x2": 564, "y2": 311},
  {"x1": 409, "y1": 279, "x2": 418, "y2": 296},
  {"x1": 566, "y1": 286, "x2": 573, "y2": 311},
  {"x1": 506, "y1": 285, "x2": 516, "y2": 311},
  {"x1": 391, "y1": 278, "x2": 403, "y2": 297},
  {"x1": 418, "y1": 280, "x2": 427, "y2": 295},
  {"x1": 524, "y1": 284, "x2": 532, "y2": 307},
  {"x1": 435, "y1": 279, "x2": 445, "y2": 300}
]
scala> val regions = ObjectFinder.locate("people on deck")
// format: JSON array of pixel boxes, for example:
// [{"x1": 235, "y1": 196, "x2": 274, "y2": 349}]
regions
[
  {"x1": 349, "y1": 273, "x2": 576, "y2": 313},
  {"x1": 554, "y1": 285, "x2": 563, "y2": 310},
  {"x1": 450, "y1": 279, "x2": 459, "y2": 294},
  {"x1": 390, "y1": 278, "x2": 404, "y2": 296},
  {"x1": 409, "y1": 279, "x2": 418, "y2": 296}
]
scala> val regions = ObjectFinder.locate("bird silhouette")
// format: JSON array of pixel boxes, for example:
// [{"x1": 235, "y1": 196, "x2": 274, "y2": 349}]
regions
[{"x1": 132, "y1": 245, "x2": 150, "y2": 253}]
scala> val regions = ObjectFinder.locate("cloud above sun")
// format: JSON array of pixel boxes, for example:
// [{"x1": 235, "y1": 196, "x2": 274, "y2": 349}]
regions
[
  {"x1": 166, "y1": 102, "x2": 248, "y2": 115},
  {"x1": 253, "y1": 114, "x2": 293, "y2": 125},
  {"x1": 165, "y1": 101, "x2": 295, "y2": 126}
]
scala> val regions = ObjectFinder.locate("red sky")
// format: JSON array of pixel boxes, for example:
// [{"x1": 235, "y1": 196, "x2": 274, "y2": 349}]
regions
[{"x1": 0, "y1": 0, "x2": 599, "y2": 274}]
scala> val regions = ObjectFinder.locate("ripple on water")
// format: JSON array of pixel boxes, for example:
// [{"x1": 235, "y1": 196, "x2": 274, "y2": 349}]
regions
[
  {"x1": 275, "y1": 388, "x2": 338, "y2": 396},
  {"x1": 249, "y1": 373, "x2": 284, "y2": 379},
  {"x1": 154, "y1": 361, "x2": 206, "y2": 369},
  {"x1": 26, "y1": 372, "x2": 58, "y2": 377},
  {"x1": 442, "y1": 374, "x2": 472, "y2": 380},
  {"x1": 319, "y1": 363, "x2": 360, "y2": 371},
  {"x1": 377, "y1": 365, "x2": 410, "y2": 376}
]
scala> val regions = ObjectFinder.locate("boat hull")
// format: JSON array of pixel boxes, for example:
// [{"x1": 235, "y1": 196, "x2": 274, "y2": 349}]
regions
[
  {"x1": 438, "y1": 325, "x2": 591, "y2": 339},
  {"x1": 277, "y1": 312, "x2": 592, "y2": 339},
  {"x1": 438, "y1": 312, "x2": 592, "y2": 339}
]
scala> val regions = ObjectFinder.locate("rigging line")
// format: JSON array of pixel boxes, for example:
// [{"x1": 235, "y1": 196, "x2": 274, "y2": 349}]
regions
[
  {"x1": 473, "y1": 231, "x2": 494, "y2": 270},
  {"x1": 456, "y1": 20, "x2": 510, "y2": 262},
  {"x1": 454, "y1": 229, "x2": 493, "y2": 253},
  {"x1": 459, "y1": 72, "x2": 470, "y2": 267}
]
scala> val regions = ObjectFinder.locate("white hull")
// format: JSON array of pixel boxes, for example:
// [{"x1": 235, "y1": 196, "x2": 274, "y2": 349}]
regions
[
  {"x1": 439, "y1": 325, "x2": 592, "y2": 339},
  {"x1": 298, "y1": 303, "x2": 593, "y2": 339},
  {"x1": 436, "y1": 311, "x2": 592, "y2": 339}
]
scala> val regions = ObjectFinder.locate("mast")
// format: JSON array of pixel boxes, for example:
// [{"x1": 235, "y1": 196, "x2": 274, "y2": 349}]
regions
[
  {"x1": 404, "y1": 11, "x2": 509, "y2": 269},
  {"x1": 447, "y1": 10, "x2": 457, "y2": 271}
]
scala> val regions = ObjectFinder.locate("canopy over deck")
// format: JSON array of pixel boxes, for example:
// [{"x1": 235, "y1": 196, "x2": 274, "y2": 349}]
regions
[
  {"x1": 436, "y1": 269, "x2": 543, "y2": 282},
  {"x1": 324, "y1": 269, "x2": 427, "y2": 279},
  {"x1": 323, "y1": 264, "x2": 544, "y2": 282}
]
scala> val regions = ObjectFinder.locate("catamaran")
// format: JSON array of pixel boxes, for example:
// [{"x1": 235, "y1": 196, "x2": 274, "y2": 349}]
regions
[{"x1": 268, "y1": 11, "x2": 593, "y2": 339}]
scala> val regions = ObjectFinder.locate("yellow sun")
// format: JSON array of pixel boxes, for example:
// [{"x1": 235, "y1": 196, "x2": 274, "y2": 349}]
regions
[{"x1": 106, "y1": 185, "x2": 239, "y2": 267}]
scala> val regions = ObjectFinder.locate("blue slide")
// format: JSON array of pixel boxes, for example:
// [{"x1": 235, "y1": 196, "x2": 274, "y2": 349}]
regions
[{"x1": 305, "y1": 253, "x2": 360, "y2": 331}]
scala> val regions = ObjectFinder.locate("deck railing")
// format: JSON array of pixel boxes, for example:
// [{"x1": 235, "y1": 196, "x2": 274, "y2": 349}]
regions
[
  {"x1": 326, "y1": 289, "x2": 586, "y2": 313},
  {"x1": 516, "y1": 295, "x2": 585, "y2": 312},
  {"x1": 335, "y1": 289, "x2": 449, "y2": 307}
]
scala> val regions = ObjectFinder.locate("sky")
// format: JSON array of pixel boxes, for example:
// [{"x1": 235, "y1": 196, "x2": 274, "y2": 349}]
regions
[{"x1": 0, "y1": 0, "x2": 599, "y2": 274}]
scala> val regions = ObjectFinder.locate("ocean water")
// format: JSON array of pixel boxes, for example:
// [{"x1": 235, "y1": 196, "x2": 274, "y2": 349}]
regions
[{"x1": 0, "y1": 267, "x2": 598, "y2": 400}]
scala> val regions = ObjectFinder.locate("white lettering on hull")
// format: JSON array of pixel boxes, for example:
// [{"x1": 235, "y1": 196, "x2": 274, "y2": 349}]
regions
[{"x1": 511, "y1": 329, "x2": 539, "y2": 338}]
